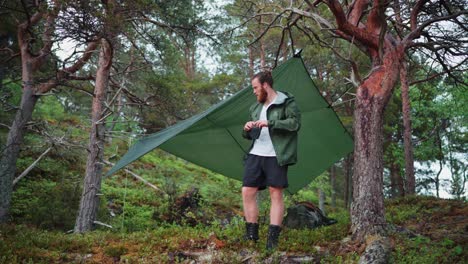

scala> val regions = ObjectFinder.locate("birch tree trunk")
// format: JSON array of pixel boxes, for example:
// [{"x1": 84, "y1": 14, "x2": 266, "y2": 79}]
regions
[{"x1": 74, "y1": 38, "x2": 113, "y2": 233}]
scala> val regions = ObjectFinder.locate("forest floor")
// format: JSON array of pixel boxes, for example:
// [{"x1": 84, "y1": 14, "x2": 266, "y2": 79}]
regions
[{"x1": 0, "y1": 195, "x2": 466, "y2": 263}]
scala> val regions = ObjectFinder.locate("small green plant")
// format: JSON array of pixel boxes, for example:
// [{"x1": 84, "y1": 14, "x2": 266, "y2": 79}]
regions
[{"x1": 104, "y1": 244, "x2": 128, "y2": 258}]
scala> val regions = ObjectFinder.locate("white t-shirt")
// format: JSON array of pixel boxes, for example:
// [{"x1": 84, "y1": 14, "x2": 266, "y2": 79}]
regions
[{"x1": 249, "y1": 96, "x2": 278, "y2": 157}]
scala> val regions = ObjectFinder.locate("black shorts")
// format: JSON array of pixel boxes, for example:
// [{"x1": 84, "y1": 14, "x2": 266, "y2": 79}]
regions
[{"x1": 243, "y1": 154, "x2": 288, "y2": 190}]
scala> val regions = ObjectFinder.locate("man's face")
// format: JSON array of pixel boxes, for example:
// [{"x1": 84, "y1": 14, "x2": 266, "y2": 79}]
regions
[{"x1": 252, "y1": 78, "x2": 267, "y2": 103}]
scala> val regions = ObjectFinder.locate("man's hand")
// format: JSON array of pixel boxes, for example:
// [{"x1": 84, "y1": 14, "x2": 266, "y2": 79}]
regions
[
  {"x1": 244, "y1": 121, "x2": 255, "y2": 131},
  {"x1": 244, "y1": 120, "x2": 268, "y2": 131},
  {"x1": 254, "y1": 120, "x2": 268, "y2": 128}
]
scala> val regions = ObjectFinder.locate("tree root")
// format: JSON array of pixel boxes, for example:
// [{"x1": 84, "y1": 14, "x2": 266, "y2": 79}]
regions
[{"x1": 358, "y1": 235, "x2": 392, "y2": 264}]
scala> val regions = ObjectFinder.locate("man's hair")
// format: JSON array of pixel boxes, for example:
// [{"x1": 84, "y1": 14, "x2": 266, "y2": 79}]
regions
[{"x1": 252, "y1": 71, "x2": 273, "y2": 88}]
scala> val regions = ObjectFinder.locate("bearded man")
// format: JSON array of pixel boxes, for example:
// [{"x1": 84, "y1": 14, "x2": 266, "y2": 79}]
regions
[{"x1": 241, "y1": 71, "x2": 301, "y2": 250}]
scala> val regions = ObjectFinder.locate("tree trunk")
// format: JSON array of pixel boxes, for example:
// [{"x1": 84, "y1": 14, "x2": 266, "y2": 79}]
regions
[
  {"x1": 434, "y1": 130, "x2": 443, "y2": 198},
  {"x1": 318, "y1": 188, "x2": 326, "y2": 216},
  {"x1": 400, "y1": 62, "x2": 415, "y2": 195},
  {"x1": 260, "y1": 41, "x2": 265, "y2": 69},
  {"x1": 435, "y1": 160, "x2": 442, "y2": 198},
  {"x1": 74, "y1": 39, "x2": 113, "y2": 233},
  {"x1": 281, "y1": 40, "x2": 288, "y2": 62},
  {"x1": 259, "y1": 16, "x2": 266, "y2": 69},
  {"x1": 0, "y1": 66, "x2": 38, "y2": 222},
  {"x1": 248, "y1": 46, "x2": 254, "y2": 78},
  {"x1": 389, "y1": 163, "x2": 403, "y2": 198},
  {"x1": 344, "y1": 153, "x2": 353, "y2": 209},
  {"x1": 0, "y1": 5, "x2": 93, "y2": 223},
  {"x1": 190, "y1": 45, "x2": 196, "y2": 77},
  {"x1": 330, "y1": 165, "x2": 336, "y2": 208},
  {"x1": 351, "y1": 53, "x2": 400, "y2": 240}
]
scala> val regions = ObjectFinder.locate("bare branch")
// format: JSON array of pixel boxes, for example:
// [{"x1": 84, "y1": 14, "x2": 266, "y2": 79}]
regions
[
  {"x1": 347, "y1": 0, "x2": 370, "y2": 26},
  {"x1": 249, "y1": 10, "x2": 288, "y2": 46},
  {"x1": 17, "y1": 11, "x2": 42, "y2": 58},
  {"x1": 325, "y1": 0, "x2": 379, "y2": 49},
  {"x1": 13, "y1": 146, "x2": 53, "y2": 186},
  {"x1": 410, "y1": 0, "x2": 431, "y2": 31},
  {"x1": 60, "y1": 83, "x2": 94, "y2": 97},
  {"x1": 103, "y1": 160, "x2": 166, "y2": 194},
  {"x1": 35, "y1": 41, "x2": 99, "y2": 94},
  {"x1": 409, "y1": 58, "x2": 468, "y2": 86},
  {"x1": 93, "y1": 221, "x2": 113, "y2": 229},
  {"x1": 405, "y1": 10, "x2": 468, "y2": 44}
]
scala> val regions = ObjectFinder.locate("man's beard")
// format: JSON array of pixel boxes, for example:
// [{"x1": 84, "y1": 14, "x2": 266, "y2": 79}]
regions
[{"x1": 257, "y1": 87, "x2": 267, "y2": 103}]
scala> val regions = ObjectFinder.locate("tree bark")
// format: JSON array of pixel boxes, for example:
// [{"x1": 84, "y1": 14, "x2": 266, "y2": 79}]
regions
[
  {"x1": 74, "y1": 38, "x2": 113, "y2": 233},
  {"x1": 389, "y1": 162, "x2": 403, "y2": 198},
  {"x1": 351, "y1": 88, "x2": 387, "y2": 240},
  {"x1": 344, "y1": 153, "x2": 353, "y2": 209},
  {"x1": 0, "y1": 8, "x2": 43, "y2": 222},
  {"x1": 351, "y1": 51, "x2": 401, "y2": 241},
  {"x1": 0, "y1": 67, "x2": 38, "y2": 222},
  {"x1": 330, "y1": 165, "x2": 336, "y2": 208},
  {"x1": 0, "y1": 4, "x2": 95, "y2": 222},
  {"x1": 281, "y1": 40, "x2": 288, "y2": 62},
  {"x1": 434, "y1": 129, "x2": 443, "y2": 198},
  {"x1": 435, "y1": 160, "x2": 442, "y2": 198},
  {"x1": 400, "y1": 61, "x2": 415, "y2": 195},
  {"x1": 318, "y1": 188, "x2": 326, "y2": 216},
  {"x1": 259, "y1": 17, "x2": 266, "y2": 69},
  {"x1": 248, "y1": 46, "x2": 254, "y2": 78},
  {"x1": 260, "y1": 41, "x2": 265, "y2": 69}
]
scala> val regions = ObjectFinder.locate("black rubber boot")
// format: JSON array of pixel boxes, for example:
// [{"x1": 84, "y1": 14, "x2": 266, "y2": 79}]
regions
[
  {"x1": 244, "y1": 222, "x2": 259, "y2": 242},
  {"x1": 266, "y1": 225, "x2": 282, "y2": 250}
]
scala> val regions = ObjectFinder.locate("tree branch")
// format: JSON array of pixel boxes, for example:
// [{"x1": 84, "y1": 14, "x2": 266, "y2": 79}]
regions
[
  {"x1": 347, "y1": 0, "x2": 370, "y2": 26},
  {"x1": 103, "y1": 160, "x2": 166, "y2": 194},
  {"x1": 325, "y1": 0, "x2": 379, "y2": 49},
  {"x1": 405, "y1": 10, "x2": 468, "y2": 44},
  {"x1": 17, "y1": 11, "x2": 43, "y2": 59},
  {"x1": 410, "y1": 0, "x2": 431, "y2": 31},
  {"x1": 409, "y1": 58, "x2": 467, "y2": 86},
  {"x1": 248, "y1": 10, "x2": 288, "y2": 46},
  {"x1": 35, "y1": 41, "x2": 99, "y2": 94},
  {"x1": 32, "y1": 1, "x2": 62, "y2": 71},
  {"x1": 13, "y1": 146, "x2": 53, "y2": 186}
]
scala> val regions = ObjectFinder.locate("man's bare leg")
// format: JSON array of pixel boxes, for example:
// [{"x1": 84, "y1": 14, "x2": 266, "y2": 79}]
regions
[
  {"x1": 269, "y1": 186, "x2": 284, "y2": 225},
  {"x1": 242, "y1": 186, "x2": 259, "y2": 222},
  {"x1": 267, "y1": 186, "x2": 284, "y2": 250}
]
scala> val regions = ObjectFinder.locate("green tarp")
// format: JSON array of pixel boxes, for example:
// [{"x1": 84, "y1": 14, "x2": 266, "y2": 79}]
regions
[{"x1": 106, "y1": 56, "x2": 353, "y2": 194}]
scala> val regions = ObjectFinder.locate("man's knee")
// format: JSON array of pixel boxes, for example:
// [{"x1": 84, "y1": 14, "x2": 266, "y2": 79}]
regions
[
  {"x1": 269, "y1": 187, "x2": 283, "y2": 200},
  {"x1": 242, "y1": 187, "x2": 258, "y2": 199}
]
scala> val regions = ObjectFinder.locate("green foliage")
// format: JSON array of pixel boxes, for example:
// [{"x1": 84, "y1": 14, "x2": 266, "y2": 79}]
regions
[
  {"x1": 4, "y1": 193, "x2": 467, "y2": 263},
  {"x1": 387, "y1": 196, "x2": 467, "y2": 263},
  {"x1": 104, "y1": 244, "x2": 128, "y2": 258},
  {"x1": 11, "y1": 179, "x2": 81, "y2": 230},
  {"x1": 391, "y1": 235, "x2": 465, "y2": 264}
]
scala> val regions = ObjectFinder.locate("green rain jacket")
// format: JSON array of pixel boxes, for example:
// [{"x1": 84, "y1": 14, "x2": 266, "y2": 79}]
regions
[{"x1": 242, "y1": 91, "x2": 301, "y2": 166}]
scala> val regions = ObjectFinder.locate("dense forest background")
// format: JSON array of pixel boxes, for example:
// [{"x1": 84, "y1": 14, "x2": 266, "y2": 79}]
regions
[{"x1": 0, "y1": 0, "x2": 466, "y2": 263}]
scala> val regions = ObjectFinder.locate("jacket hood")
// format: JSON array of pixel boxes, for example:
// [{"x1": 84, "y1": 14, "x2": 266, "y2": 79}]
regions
[{"x1": 272, "y1": 91, "x2": 294, "y2": 105}]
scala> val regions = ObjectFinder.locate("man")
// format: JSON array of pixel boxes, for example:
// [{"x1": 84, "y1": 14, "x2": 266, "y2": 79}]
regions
[{"x1": 242, "y1": 71, "x2": 301, "y2": 250}]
